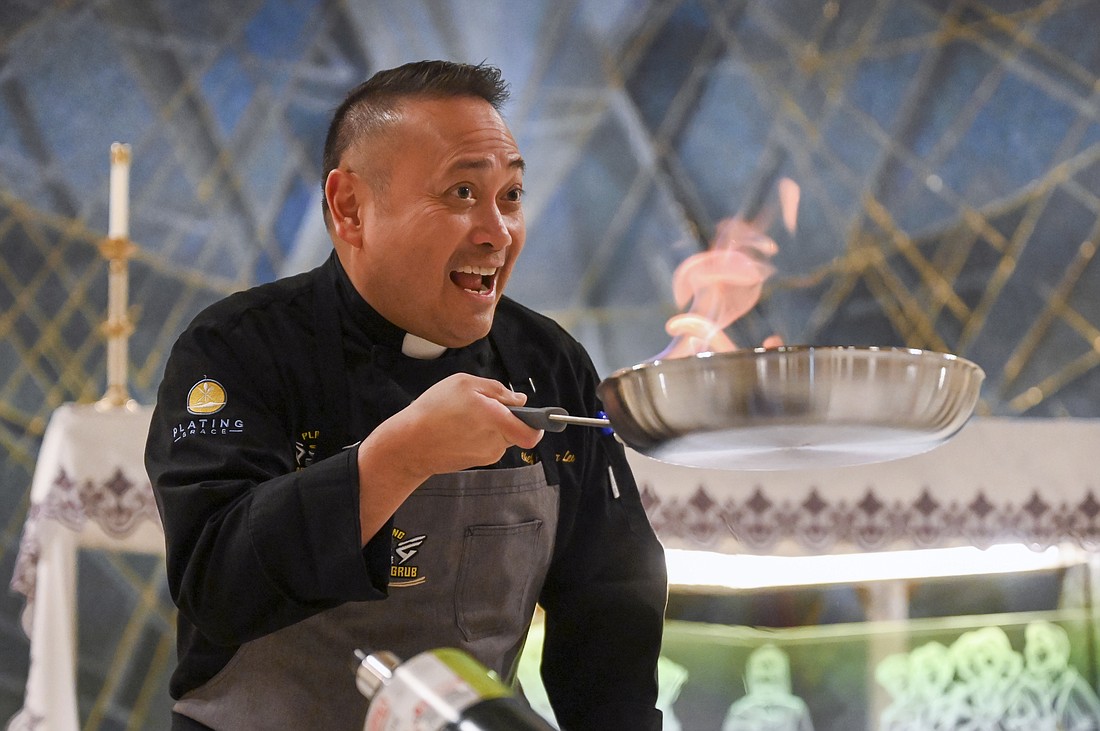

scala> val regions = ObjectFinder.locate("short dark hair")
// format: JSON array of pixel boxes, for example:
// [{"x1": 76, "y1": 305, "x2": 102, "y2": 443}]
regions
[{"x1": 321, "y1": 60, "x2": 510, "y2": 219}]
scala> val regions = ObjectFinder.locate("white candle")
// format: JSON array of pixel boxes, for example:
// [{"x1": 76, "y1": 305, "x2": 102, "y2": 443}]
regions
[
  {"x1": 100, "y1": 142, "x2": 135, "y2": 407},
  {"x1": 108, "y1": 142, "x2": 131, "y2": 239}
]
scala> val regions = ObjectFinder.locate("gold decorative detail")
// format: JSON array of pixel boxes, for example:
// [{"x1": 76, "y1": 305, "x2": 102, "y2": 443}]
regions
[{"x1": 98, "y1": 236, "x2": 137, "y2": 261}]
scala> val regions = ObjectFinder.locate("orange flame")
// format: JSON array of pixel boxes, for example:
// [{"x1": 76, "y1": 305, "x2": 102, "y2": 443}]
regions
[{"x1": 656, "y1": 178, "x2": 798, "y2": 360}]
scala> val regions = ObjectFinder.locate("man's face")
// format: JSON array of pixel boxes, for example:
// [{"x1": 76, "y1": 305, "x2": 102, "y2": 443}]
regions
[{"x1": 341, "y1": 96, "x2": 526, "y2": 348}]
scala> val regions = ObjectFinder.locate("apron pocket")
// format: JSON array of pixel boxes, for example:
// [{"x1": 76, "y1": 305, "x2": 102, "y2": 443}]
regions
[{"x1": 456, "y1": 519, "x2": 544, "y2": 641}]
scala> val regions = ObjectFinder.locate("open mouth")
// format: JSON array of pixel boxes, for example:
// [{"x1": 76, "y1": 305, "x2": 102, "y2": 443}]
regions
[{"x1": 449, "y1": 265, "x2": 497, "y2": 295}]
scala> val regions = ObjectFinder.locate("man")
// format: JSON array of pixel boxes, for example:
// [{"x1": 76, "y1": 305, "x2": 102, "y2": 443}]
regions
[{"x1": 145, "y1": 60, "x2": 668, "y2": 730}]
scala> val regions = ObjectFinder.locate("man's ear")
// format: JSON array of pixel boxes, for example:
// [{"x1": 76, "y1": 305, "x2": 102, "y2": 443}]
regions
[{"x1": 325, "y1": 169, "x2": 364, "y2": 247}]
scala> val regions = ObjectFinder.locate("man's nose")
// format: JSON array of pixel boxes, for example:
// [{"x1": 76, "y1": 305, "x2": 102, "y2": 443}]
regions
[{"x1": 472, "y1": 201, "x2": 512, "y2": 249}]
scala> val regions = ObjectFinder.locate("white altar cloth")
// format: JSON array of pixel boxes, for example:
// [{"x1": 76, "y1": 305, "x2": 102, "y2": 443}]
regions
[
  {"x1": 7, "y1": 403, "x2": 162, "y2": 731},
  {"x1": 629, "y1": 416, "x2": 1100, "y2": 555}
]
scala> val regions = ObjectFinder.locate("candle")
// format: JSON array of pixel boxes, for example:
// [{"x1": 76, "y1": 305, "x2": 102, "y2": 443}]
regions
[
  {"x1": 108, "y1": 142, "x2": 131, "y2": 239},
  {"x1": 98, "y1": 142, "x2": 137, "y2": 409}
]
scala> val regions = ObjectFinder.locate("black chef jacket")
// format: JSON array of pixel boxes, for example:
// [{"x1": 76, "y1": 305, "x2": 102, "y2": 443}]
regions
[{"x1": 145, "y1": 252, "x2": 668, "y2": 730}]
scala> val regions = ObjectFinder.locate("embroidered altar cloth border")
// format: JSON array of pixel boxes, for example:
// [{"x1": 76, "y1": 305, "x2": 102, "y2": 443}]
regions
[{"x1": 627, "y1": 417, "x2": 1100, "y2": 555}]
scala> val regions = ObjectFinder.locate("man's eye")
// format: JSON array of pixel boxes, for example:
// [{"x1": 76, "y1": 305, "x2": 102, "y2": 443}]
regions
[
  {"x1": 455, "y1": 185, "x2": 473, "y2": 199},
  {"x1": 506, "y1": 187, "x2": 524, "y2": 202}
]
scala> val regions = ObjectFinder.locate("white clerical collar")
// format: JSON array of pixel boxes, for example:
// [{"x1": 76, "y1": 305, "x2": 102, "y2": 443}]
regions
[{"x1": 401, "y1": 333, "x2": 448, "y2": 360}]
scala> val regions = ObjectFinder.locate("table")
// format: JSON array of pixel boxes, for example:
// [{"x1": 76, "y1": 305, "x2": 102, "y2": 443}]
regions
[
  {"x1": 628, "y1": 416, "x2": 1100, "y2": 730},
  {"x1": 8, "y1": 403, "x2": 162, "y2": 731},
  {"x1": 629, "y1": 417, "x2": 1100, "y2": 555}
]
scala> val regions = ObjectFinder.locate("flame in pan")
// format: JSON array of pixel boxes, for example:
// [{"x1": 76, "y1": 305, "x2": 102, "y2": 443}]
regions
[{"x1": 656, "y1": 178, "x2": 799, "y2": 360}]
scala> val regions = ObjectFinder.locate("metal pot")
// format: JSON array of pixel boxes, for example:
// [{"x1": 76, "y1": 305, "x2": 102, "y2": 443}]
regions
[{"x1": 514, "y1": 346, "x2": 985, "y2": 471}]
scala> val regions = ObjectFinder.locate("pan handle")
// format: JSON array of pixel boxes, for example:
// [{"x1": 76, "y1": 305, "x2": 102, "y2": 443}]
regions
[{"x1": 507, "y1": 406, "x2": 611, "y2": 432}]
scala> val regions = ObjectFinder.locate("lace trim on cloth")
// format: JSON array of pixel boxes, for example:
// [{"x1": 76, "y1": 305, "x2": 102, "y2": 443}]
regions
[
  {"x1": 640, "y1": 483, "x2": 1100, "y2": 553},
  {"x1": 9, "y1": 466, "x2": 161, "y2": 634}
]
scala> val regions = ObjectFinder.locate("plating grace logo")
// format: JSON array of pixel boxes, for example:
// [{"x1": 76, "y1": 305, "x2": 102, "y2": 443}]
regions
[
  {"x1": 172, "y1": 416, "x2": 244, "y2": 443},
  {"x1": 187, "y1": 379, "x2": 226, "y2": 414},
  {"x1": 173, "y1": 378, "x2": 244, "y2": 442}
]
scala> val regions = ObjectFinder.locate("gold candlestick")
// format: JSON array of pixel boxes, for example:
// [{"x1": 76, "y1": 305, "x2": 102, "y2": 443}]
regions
[{"x1": 97, "y1": 143, "x2": 138, "y2": 410}]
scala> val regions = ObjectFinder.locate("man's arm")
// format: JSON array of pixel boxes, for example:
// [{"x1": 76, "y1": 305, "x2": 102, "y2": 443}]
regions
[{"x1": 146, "y1": 323, "x2": 382, "y2": 645}]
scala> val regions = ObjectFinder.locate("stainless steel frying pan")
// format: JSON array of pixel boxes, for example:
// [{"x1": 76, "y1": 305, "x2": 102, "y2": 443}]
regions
[{"x1": 511, "y1": 346, "x2": 985, "y2": 471}]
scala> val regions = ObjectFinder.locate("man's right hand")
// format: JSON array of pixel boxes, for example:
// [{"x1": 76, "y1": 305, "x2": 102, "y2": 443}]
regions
[{"x1": 354, "y1": 373, "x2": 544, "y2": 544}]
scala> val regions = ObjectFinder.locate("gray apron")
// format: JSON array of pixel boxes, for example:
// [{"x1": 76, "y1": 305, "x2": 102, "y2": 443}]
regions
[{"x1": 174, "y1": 281, "x2": 561, "y2": 730}]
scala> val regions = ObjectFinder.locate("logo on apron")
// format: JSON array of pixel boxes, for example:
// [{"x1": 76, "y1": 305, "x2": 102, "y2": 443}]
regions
[{"x1": 390, "y1": 527, "x2": 427, "y2": 587}]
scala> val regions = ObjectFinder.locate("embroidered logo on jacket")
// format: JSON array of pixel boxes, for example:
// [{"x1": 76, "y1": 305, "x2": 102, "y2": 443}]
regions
[
  {"x1": 295, "y1": 429, "x2": 319, "y2": 470},
  {"x1": 172, "y1": 417, "x2": 244, "y2": 443},
  {"x1": 187, "y1": 379, "x2": 226, "y2": 414},
  {"x1": 521, "y1": 450, "x2": 575, "y2": 464},
  {"x1": 172, "y1": 377, "x2": 244, "y2": 442},
  {"x1": 390, "y1": 527, "x2": 427, "y2": 587}
]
